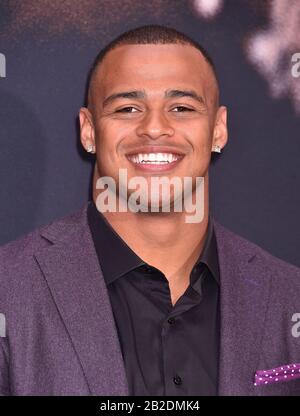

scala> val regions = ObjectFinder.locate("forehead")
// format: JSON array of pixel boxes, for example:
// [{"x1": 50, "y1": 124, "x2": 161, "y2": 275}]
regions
[{"x1": 92, "y1": 43, "x2": 214, "y2": 98}]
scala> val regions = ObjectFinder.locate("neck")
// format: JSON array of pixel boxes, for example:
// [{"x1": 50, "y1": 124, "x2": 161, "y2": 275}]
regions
[{"x1": 92, "y1": 169, "x2": 210, "y2": 282}]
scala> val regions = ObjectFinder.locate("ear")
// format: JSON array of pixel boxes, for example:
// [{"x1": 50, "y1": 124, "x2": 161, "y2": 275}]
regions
[
  {"x1": 211, "y1": 106, "x2": 228, "y2": 151},
  {"x1": 79, "y1": 107, "x2": 96, "y2": 153}
]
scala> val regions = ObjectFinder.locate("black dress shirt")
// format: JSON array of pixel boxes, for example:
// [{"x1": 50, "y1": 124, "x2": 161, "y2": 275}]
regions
[{"x1": 87, "y1": 200, "x2": 220, "y2": 396}]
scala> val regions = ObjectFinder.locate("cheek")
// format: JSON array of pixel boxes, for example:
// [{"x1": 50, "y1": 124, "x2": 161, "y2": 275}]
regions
[
  {"x1": 96, "y1": 119, "x2": 132, "y2": 154},
  {"x1": 184, "y1": 122, "x2": 213, "y2": 172},
  {"x1": 184, "y1": 120, "x2": 213, "y2": 152},
  {"x1": 95, "y1": 122, "x2": 131, "y2": 175},
  {"x1": 95, "y1": 126, "x2": 118, "y2": 162},
  {"x1": 194, "y1": 134, "x2": 213, "y2": 164}
]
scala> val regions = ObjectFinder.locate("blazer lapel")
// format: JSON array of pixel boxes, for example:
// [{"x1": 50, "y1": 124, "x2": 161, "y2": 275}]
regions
[
  {"x1": 34, "y1": 203, "x2": 129, "y2": 396},
  {"x1": 213, "y1": 219, "x2": 272, "y2": 395}
]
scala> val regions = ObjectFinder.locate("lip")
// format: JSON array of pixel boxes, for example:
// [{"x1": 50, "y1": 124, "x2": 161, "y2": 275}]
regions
[{"x1": 125, "y1": 146, "x2": 185, "y2": 173}]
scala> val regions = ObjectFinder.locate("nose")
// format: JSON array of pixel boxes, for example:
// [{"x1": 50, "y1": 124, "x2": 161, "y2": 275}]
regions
[{"x1": 135, "y1": 109, "x2": 175, "y2": 140}]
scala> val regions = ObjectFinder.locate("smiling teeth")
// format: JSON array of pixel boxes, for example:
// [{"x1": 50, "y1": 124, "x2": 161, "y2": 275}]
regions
[{"x1": 128, "y1": 153, "x2": 179, "y2": 164}]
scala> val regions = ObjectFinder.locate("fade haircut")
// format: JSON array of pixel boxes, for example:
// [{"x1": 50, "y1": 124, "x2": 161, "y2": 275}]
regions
[{"x1": 86, "y1": 24, "x2": 219, "y2": 108}]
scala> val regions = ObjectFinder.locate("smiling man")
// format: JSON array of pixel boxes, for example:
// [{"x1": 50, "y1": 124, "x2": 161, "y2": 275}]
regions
[
  {"x1": 0, "y1": 25, "x2": 300, "y2": 397},
  {"x1": 79, "y1": 33, "x2": 227, "y2": 310}
]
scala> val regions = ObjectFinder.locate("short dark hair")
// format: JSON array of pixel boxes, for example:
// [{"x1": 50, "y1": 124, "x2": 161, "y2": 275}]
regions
[{"x1": 86, "y1": 24, "x2": 219, "y2": 107}]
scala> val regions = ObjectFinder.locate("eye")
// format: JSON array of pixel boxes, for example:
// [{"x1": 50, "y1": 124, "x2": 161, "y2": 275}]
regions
[
  {"x1": 172, "y1": 106, "x2": 194, "y2": 112},
  {"x1": 115, "y1": 107, "x2": 139, "y2": 113}
]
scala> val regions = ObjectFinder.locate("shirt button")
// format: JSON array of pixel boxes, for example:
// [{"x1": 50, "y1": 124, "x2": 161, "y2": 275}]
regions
[
  {"x1": 173, "y1": 375, "x2": 182, "y2": 385},
  {"x1": 167, "y1": 317, "x2": 175, "y2": 325}
]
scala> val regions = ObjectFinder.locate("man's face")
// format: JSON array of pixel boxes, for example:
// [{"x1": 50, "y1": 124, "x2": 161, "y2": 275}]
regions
[{"x1": 80, "y1": 43, "x2": 227, "y2": 208}]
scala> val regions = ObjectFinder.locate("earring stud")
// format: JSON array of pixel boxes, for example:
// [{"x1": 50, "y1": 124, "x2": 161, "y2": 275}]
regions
[
  {"x1": 86, "y1": 143, "x2": 95, "y2": 153},
  {"x1": 212, "y1": 145, "x2": 222, "y2": 153}
]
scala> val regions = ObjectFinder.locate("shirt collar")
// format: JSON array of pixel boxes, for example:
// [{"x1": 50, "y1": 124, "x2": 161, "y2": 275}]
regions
[
  {"x1": 87, "y1": 200, "x2": 144, "y2": 285},
  {"x1": 87, "y1": 200, "x2": 220, "y2": 286}
]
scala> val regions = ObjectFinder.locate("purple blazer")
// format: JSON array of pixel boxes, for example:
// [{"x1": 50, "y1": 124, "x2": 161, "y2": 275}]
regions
[{"x1": 0, "y1": 202, "x2": 300, "y2": 396}]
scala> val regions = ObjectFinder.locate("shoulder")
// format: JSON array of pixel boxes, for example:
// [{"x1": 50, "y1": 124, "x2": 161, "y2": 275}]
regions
[
  {"x1": 213, "y1": 218, "x2": 300, "y2": 284},
  {"x1": 0, "y1": 202, "x2": 90, "y2": 318},
  {"x1": 0, "y1": 202, "x2": 89, "y2": 273}
]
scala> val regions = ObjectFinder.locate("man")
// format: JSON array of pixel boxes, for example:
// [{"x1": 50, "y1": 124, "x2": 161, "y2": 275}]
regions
[{"x1": 0, "y1": 24, "x2": 300, "y2": 396}]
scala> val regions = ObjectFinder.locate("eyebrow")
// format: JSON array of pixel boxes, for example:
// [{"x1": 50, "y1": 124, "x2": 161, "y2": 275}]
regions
[{"x1": 102, "y1": 89, "x2": 205, "y2": 107}]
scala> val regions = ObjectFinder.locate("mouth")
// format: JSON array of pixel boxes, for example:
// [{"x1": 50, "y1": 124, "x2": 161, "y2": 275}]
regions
[{"x1": 126, "y1": 151, "x2": 185, "y2": 172}]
